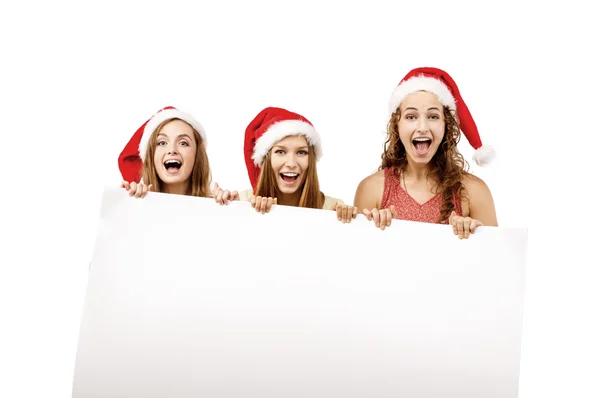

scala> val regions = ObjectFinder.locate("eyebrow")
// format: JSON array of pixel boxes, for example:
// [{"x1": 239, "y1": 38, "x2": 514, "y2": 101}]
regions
[
  {"x1": 157, "y1": 133, "x2": 193, "y2": 140},
  {"x1": 404, "y1": 106, "x2": 442, "y2": 112},
  {"x1": 273, "y1": 145, "x2": 309, "y2": 150}
]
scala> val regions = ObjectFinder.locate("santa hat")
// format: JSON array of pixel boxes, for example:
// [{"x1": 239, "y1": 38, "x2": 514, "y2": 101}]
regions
[
  {"x1": 388, "y1": 67, "x2": 495, "y2": 166},
  {"x1": 118, "y1": 106, "x2": 207, "y2": 182},
  {"x1": 244, "y1": 107, "x2": 322, "y2": 190}
]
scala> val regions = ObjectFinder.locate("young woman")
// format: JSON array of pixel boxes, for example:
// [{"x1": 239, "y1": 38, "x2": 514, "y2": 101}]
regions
[
  {"x1": 118, "y1": 106, "x2": 212, "y2": 198},
  {"x1": 354, "y1": 67, "x2": 497, "y2": 238},
  {"x1": 213, "y1": 106, "x2": 357, "y2": 222}
]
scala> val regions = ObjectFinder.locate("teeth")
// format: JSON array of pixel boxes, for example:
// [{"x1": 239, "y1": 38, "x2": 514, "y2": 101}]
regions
[
  {"x1": 413, "y1": 138, "x2": 431, "y2": 142},
  {"x1": 165, "y1": 160, "x2": 181, "y2": 165},
  {"x1": 282, "y1": 173, "x2": 298, "y2": 177}
]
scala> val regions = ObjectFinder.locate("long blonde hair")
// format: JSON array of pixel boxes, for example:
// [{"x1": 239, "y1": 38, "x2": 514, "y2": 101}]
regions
[
  {"x1": 142, "y1": 118, "x2": 212, "y2": 197},
  {"x1": 255, "y1": 142, "x2": 324, "y2": 209}
]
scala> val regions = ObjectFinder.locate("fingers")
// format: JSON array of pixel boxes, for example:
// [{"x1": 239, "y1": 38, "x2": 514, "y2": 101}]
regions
[
  {"x1": 336, "y1": 205, "x2": 359, "y2": 223},
  {"x1": 364, "y1": 208, "x2": 395, "y2": 230},
  {"x1": 460, "y1": 218, "x2": 470, "y2": 239},
  {"x1": 449, "y1": 212, "x2": 482, "y2": 239},
  {"x1": 120, "y1": 181, "x2": 130, "y2": 190},
  {"x1": 140, "y1": 182, "x2": 149, "y2": 198},
  {"x1": 449, "y1": 211, "x2": 458, "y2": 236},
  {"x1": 251, "y1": 196, "x2": 276, "y2": 214},
  {"x1": 371, "y1": 208, "x2": 381, "y2": 228},
  {"x1": 379, "y1": 208, "x2": 392, "y2": 230},
  {"x1": 125, "y1": 182, "x2": 148, "y2": 198},
  {"x1": 128, "y1": 181, "x2": 137, "y2": 196},
  {"x1": 362, "y1": 208, "x2": 373, "y2": 221},
  {"x1": 213, "y1": 184, "x2": 239, "y2": 205},
  {"x1": 470, "y1": 219, "x2": 483, "y2": 234},
  {"x1": 455, "y1": 216, "x2": 465, "y2": 239}
]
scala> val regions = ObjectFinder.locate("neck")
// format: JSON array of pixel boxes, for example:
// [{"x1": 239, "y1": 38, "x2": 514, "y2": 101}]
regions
[
  {"x1": 164, "y1": 181, "x2": 190, "y2": 195},
  {"x1": 277, "y1": 189, "x2": 302, "y2": 206},
  {"x1": 403, "y1": 160, "x2": 432, "y2": 181}
]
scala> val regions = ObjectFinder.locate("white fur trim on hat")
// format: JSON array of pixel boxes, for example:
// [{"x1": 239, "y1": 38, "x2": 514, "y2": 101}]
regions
[
  {"x1": 139, "y1": 109, "x2": 207, "y2": 161},
  {"x1": 251, "y1": 120, "x2": 322, "y2": 166},
  {"x1": 388, "y1": 76, "x2": 456, "y2": 115},
  {"x1": 473, "y1": 145, "x2": 495, "y2": 166}
]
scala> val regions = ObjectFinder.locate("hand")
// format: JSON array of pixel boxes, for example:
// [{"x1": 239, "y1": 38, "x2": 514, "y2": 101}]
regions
[
  {"x1": 212, "y1": 182, "x2": 239, "y2": 205},
  {"x1": 333, "y1": 203, "x2": 358, "y2": 223},
  {"x1": 121, "y1": 180, "x2": 152, "y2": 198},
  {"x1": 449, "y1": 211, "x2": 483, "y2": 239},
  {"x1": 362, "y1": 205, "x2": 397, "y2": 230},
  {"x1": 250, "y1": 195, "x2": 277, "y2": 214}
]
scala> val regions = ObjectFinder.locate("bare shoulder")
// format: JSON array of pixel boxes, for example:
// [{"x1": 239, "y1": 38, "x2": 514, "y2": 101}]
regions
[
  {"x1": 461, "y1": 173, "x2": 497, "y2": 226},
  {"x1": 358, "y1": 169, "x2": 385, "y2": 190},
  {"x1": 354, "y1": 169, "x2": 385, "y2": 209},
  {"x1": 462, "y1": 173, "x2": 492, "y2": 197}
]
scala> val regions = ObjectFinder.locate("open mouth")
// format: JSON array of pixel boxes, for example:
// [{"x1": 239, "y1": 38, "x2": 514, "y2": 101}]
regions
[
  {"x1": 164, "y1": 159, "x2": 182, "y2": 174},
  {"x1": 412, "y1": 137, "x2": 432, "y2": 155},
  {"x1": 280, "y1": 172, "x2": 299, "y2": 184}
]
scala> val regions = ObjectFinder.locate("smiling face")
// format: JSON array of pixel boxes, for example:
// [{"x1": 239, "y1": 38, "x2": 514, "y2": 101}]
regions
[
  {"x1": 397, "y1": 91, "x2": 446, "y2": 166},
  {"x1": 152, "y1": 119, "x2": 197, "y2": 189},
  {"x1": 269, "y1": 135, "x2": 309, "y2": 195}
]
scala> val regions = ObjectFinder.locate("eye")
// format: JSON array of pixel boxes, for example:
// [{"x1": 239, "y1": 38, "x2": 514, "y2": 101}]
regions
[
  {"x1": 179, "y1": 141, "x2": 190, "y2": 146},
  {"x1": 428, "y1": 114, "x2": 440, "y2": 120},
  {"x1": 405, "y1": 114, "x2": 416, "y2": 120},
  {"x1": 157, "y1": 140, "x2": 167, "y2": 146},
  {"x1": 274, "y1": 149, "x2": 285, "y2": 155},
  {"x1": 298, "y1": 150, "x2": 308, "y2": 155}
]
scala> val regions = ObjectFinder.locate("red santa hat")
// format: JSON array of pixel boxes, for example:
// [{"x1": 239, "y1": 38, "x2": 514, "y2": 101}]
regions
[
  {"x1": 118, "y1": 106, "x2": 207, "y2": 182},
  {"x1": 388, "y1": 67, "x2": 495, "y2": 166},
  {"x1": 244, "y1": 107, "x2": 322, "y2": 190}
]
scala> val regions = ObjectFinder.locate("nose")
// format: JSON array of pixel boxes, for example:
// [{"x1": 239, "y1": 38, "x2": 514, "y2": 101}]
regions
[
  {"x1": 167, "y1": 143, "x2": 178, "y2": 154},
  {"x1": 417, "y1": 117, "x2": 429, "y2": 133},
  {"x1": 284, "y1": 152, "x2": 297, "y2": 167}
]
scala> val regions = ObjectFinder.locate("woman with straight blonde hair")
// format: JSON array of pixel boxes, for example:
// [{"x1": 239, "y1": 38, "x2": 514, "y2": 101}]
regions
[
  {"x1": 213, "y1": 107, "x2": 357, "y2": 222},
  {"x1": 118, "y1": 106, "x2": 212, "y2": 198}
]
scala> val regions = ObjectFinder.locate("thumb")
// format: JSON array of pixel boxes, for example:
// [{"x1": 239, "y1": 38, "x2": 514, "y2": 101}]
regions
[
  {"x1": 148, "y1": 184, "x2": 153, "y2": 190},
  {"x1": 361, "y1": 208, "x2": 372, "y2": 220},
  {"x1": 390, "y1": 205, "x2": 397, "y2": 218},
  {"x1": 273, "y1": 197, "x2": 278, "y2": 205},
  {"x1": 449, "y1": 210, "x2": 456, "y2": 222}
]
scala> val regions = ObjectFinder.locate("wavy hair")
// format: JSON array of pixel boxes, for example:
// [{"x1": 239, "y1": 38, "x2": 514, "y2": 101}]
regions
[{"x1": 380, "y1": 106, "x2": 469, "y2": 222}]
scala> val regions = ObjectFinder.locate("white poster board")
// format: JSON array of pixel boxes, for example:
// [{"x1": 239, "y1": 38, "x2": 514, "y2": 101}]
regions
[{"x1": 72, "y1": 187, "x2": 528, "y2": 398}]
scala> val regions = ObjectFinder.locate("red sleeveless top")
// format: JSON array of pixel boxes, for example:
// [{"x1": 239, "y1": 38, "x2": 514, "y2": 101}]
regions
[{"x1": 380, "y1": 167, "x2": 462, "y2": 224}]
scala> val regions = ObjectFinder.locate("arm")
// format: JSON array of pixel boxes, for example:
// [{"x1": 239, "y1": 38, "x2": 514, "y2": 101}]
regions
[
  {"x1": 464, "y1": 175, "x2": 498, "y2": 227},
  {"x1": 353, "y1": 172, "x2": 383, "y2": 211},
  {"x1": 353, "y1": 171, "x2": 396, "y2": 230}
]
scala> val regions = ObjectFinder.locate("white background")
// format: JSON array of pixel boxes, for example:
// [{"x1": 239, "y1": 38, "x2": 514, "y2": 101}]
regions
[{"x1": 0, "y1": 1, "x2": 598, "y2": 397}]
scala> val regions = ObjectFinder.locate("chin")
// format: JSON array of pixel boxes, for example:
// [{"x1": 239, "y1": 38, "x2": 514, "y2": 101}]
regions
[{"x1": 278, "y1": 185, "x2": 299, "y2": 194}]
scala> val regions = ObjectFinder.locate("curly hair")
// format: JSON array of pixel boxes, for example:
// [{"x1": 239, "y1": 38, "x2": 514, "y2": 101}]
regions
[{"x1": 380, "y1": 106, "x2": 469, "y2": 223}]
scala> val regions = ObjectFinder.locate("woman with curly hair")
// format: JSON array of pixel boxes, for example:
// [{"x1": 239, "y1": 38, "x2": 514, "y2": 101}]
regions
[{"x1": 353, "y1": 67, "x2": 497, "y2": 239}]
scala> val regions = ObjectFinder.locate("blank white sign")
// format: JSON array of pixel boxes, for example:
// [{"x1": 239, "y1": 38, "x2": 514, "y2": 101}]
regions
[{"x1": 72, "y1": 187, "x2": 528, "y2": 398}]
